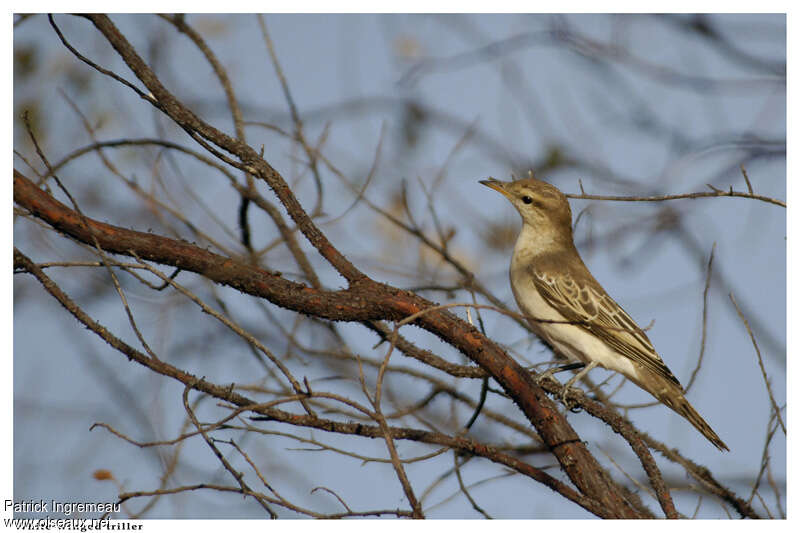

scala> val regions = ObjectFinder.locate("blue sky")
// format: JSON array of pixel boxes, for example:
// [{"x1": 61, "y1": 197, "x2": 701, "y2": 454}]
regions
[{"x1": 11, "y1": 13, "x2": 786, "y2": 519}]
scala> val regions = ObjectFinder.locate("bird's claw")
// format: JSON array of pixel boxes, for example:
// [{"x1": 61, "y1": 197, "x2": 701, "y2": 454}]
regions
[
  {"x1": 534, "y1": 370, "x2": 584, "y2": 411},
  {"x1": 560, "y1": 385, "x2": 584, "y2": 412},
  {"x1": 533, "y1": 367, "x2": 559, "y2": 385}
]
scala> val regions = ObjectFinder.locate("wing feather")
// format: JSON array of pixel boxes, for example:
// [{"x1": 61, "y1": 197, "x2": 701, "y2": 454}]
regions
[{"x1": 532, "y1": 269, "x2": 681, "y2": 388}]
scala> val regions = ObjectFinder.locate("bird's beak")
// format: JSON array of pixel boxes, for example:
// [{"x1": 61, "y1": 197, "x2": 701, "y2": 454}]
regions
[{"x1": 479, "y1": 178, "x2": 514, "y2": 201}]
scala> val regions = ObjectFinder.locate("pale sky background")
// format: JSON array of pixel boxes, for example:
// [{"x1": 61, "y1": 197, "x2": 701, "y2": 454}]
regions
[{"x1": 8, "y1": 10, "x2": 788, "y2": 521}]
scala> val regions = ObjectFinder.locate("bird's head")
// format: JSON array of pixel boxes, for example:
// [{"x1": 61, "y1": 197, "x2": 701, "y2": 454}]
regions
[{"x1": 479, "y1": 175, "x2": 573, "y2": 235}]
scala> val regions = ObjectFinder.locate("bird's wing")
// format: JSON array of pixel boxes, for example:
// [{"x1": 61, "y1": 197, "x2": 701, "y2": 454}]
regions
[{"x1": 532, "y1": 269, "x2": 682, "y2": 388}]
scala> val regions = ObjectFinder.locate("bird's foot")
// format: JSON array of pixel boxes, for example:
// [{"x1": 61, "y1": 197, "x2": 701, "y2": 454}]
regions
[
  {"x1": 558, "y1": 360, "x2": 599, "y2": 412},
  {"x1": 560, "y1": 385, "x2": 585, "y2": 412},
  {"x1": 532, "y1": 365, "x2": 584, "y2": 411},
  {"x1": 532, "y1": 361, "x2": 598, "y2": 411},
  {"x1": 533, "y1": 366, "x2": 561, "y2": 385}
]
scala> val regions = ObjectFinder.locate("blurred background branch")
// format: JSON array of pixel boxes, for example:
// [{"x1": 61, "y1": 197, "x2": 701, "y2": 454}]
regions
[{"x1": 13, "y1": 13, "x2": 784, "y2": 519}]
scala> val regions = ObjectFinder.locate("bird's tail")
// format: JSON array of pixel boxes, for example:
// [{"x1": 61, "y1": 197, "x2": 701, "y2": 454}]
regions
[{"x1": 658, "y1": 391, "x2": 729, "y2": 452}]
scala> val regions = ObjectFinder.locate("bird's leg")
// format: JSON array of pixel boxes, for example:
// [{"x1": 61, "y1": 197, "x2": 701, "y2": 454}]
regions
[
  {"x1": 534, "y1": 361, "x2": 586, "y2": 384},
  {"x1": 559, "y1": 361, "x2": 599, "y2": 408}
]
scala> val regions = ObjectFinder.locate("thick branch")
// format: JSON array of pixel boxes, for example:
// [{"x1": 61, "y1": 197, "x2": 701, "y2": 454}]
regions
[
  {"x1": 15, "y1": 246, "x2": 612, "y2": 517},
  {"x1": 29, "y1": 13, "x2": 669, "y2": 517},
  {"x1": 14, "y1": 169, "x2": 385, "y2": 322},
  {"x1": 15, "y1": 167, "x2": 648, "y2": 517}
]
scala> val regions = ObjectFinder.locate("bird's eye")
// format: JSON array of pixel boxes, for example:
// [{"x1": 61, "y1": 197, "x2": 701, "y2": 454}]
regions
[{"x1": 522, "y1": 196, "x2": 533, "y2": 205}]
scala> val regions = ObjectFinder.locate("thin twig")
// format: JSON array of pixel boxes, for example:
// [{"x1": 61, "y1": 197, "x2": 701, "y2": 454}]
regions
[
  {"x1": 740, "y1": 165, "x2": 754, "y2": 195},
  {"x1": 372, "y1": 332, "x2": 425, "y2": 518},
  {"x1": 130, "y1": 252, "x2": 316, "y2": 416},
  {"x1": 180, "y1": 383, "x2": 278, "y2": 517},
  {"x1": 686, "y1": 243, "x2": 715, "y2": 392},
  {"x1": 257, "y1": 14, "x2": 324, "y2": 217},
  {"x1": 453, "y1": 453, "x2": 492, "y2": 518},
  {"x1": 729, "y1": 293, "x2": 786, "y2": 434},
  {"x1": 566, "y1": 189, "x2": 784, "y2": 208}
]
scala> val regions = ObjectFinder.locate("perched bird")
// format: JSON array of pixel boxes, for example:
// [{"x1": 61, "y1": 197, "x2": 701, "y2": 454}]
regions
[{"x1": 480, "y1": 174, "x2": 728, "y2": 451}]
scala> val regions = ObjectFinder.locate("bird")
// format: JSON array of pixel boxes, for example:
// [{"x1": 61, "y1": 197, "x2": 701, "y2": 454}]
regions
[{"x1": 480, "y1": 173, "x2": 728, "y2": 451}]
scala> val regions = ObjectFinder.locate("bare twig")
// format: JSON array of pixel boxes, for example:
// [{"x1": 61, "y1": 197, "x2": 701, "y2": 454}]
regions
[
  {"x1": 566, "y1": 189, "x2": 784, "y2": 208},
  {"x1": 371, "y1": 333, "x2": 425, "y2": 518},
  {"x1": 729, "y1": 293, "x2": 786, "y2": 434},
  {"x1": 686, "y1": 243, "x2": 715, "y2": 392},
  {"x1": 453, "y1": 453, "x2": 492, "y2": 518},
  {"x1": 257, "y1": 14, "x2": 324, "y2": 217},
  {"x1": 740, "y1": 165, "x2": 755, "y2": 195},
  {"x1": 182, "y1": 385, "x2": 278, "y2": 517}
]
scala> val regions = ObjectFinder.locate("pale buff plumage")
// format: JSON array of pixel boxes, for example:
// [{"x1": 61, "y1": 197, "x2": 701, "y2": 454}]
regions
[{"x1": 480, "y1": 175, "x2": 728, "y2": 451}]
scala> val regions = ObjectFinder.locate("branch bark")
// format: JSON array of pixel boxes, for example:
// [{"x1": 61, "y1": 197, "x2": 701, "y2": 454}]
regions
[
  {"x1": 15, "y1": 13, "x2": 700, "y2": 518},
  {"x1": 15, "y1": 163, "x2": 650, "y2": 518}
]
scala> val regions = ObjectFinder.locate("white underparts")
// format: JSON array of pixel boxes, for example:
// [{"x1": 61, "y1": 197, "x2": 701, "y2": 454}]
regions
[{"x1": 510, "y1": 226, "x2": 641, "y2": 382}]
